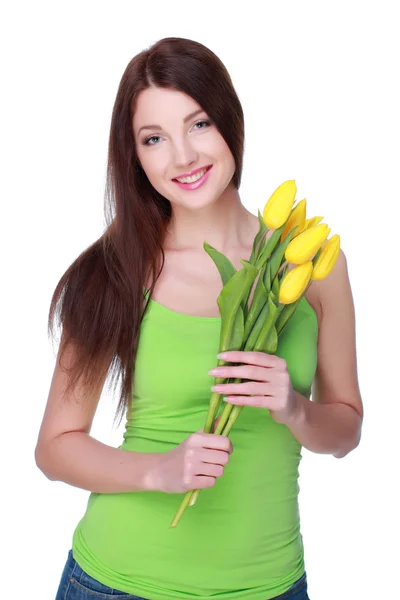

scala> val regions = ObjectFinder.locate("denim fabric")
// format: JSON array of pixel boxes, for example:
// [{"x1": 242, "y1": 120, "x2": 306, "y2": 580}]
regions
[
  {"x1": 55, "y1": 550, "x2": 143, "y2": 599},
  {"x1": 272, "y1": 571, "x2": 309, "y2": 600},
  {"x1": 55, "y1": 549, "x2": 310, "y2": 600}
]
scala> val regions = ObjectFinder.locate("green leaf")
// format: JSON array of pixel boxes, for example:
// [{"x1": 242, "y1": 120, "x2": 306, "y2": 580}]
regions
[
  {"x1": 249, "y1": 210, "x2": 268, "y2": 265},
  {"x1": 264, "y1": 324, "x2": 278, "y2": 354},
  {"x1": 271, "y1": 272, "x2": 280, "y2": 298},
  {"x1": 263, "y1": 261, "x2": 272, "y2": 293},
  {"x1": 268, "y1": 226, "x2": 297, "y2": 281},
  {"x1": 217, "y1": 262, "x2": 259, "y2": 354},
  {"x1": 253, "y1": 295, "x2": 284, "y2": 352},
  {"x1": 228, "y1": 305, "x2": 245, "y2": 350},
  {"x1": 244, "y1": 298, "x2": 270, "y2": 351},
  {"x1": 243, "y1": 267, "x2": 268, "y2": 340},
  {"x1": 203, "y1": 241, "x2": 237, "y2": 287},
  {"x1": 255, "y1": 223, "x2": 286, "y2": 269},
  {"x1": 275, "y1": 298, "x2": 301, "y2": 335},
  {"x1": 240, "y1": 259, "x2": 255, "y2": 268},
  {"x1": 239, "y1": 259, "x2": 255, "y2": 321}
]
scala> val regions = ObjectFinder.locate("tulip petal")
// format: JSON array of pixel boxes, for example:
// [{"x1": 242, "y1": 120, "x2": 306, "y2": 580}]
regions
[
  {"x1": 285, "y1": 224, "x2": 330, "y2": 265},
  {"x1": 263, "y1": 180, "x2": 297, "y2": 229},
  {"x1": 301, "y1": 215, "x2": 324, "y2": 233},
  {"x1": 279, "y1": 261, "x2": 313, "y2": 304},
  {"x1": 311, "y1": 234, "x2": 340, "y2": 280},
  {"x1": 281, "y1": 198, "x2": 307, "y2": 242}
]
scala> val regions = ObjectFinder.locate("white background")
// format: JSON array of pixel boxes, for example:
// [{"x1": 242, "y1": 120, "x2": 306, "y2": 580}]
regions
[{"x1": 2, "y1": 1, "x2": 399, "y2": 598}]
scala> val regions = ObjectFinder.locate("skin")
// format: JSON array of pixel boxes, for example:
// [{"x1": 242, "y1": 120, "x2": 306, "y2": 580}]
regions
[
  {"x1": 132, "y1": 86, "x2": 363, "y2": 462},
  {"x1": 133, "y1": 86, "x2": 258, "y2": 280}
]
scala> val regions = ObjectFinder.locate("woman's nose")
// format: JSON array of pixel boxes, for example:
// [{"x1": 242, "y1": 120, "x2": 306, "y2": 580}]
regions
[{"x1": 171, "y1": 139, "x2": 198, "y2": 168}]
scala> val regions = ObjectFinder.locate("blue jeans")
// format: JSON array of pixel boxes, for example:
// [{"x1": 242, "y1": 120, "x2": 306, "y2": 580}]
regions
[{"x1": 55, "y1": 549, "x2": 310, "y2": 599}]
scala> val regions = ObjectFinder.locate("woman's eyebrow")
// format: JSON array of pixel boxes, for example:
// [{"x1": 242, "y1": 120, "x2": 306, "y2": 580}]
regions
[{"x1": 138, "y1": 109, "x2": 205, "y2": 135}]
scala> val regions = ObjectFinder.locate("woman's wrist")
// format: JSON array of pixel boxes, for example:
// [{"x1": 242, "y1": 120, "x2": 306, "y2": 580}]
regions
[{"x1": 133, "y1": 451, "x2": 165, "y2": 492}]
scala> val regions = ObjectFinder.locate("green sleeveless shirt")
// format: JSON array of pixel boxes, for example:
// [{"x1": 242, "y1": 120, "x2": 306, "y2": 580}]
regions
[{"x1": 72, "y1": 291, "x2": 318, "y2": 600}]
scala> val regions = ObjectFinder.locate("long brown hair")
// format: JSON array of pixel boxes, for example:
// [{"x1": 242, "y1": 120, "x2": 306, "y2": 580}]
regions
[{"x1": 48, "y1": 37, "x2": 245, "y2": 427}]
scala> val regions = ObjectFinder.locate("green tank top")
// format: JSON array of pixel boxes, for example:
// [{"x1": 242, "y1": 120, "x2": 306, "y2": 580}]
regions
[{"x1": 72, "y1": 290, "x2": 318, "y2": 600}]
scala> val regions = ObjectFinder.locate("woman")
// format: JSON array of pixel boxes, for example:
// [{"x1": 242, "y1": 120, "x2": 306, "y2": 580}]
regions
[{"x1": 35, "y1": 37, "x2": 363, "y2": 600}]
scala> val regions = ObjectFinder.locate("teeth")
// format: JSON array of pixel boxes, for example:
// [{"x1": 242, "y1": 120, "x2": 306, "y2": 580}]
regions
[{"x1": 176, "y1": 168, "x2": 207, "y2": 183}]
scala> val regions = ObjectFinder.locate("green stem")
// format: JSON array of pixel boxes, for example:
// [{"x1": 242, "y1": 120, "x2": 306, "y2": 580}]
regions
[
  {"x1": 188, "y1": 489, "x2": 199, "y2": 506},
  {"x1": 214, "y1": 377, "x2": 242, "y2": 435},
  {"x1": 204, "y1": 389, "x2": 224, "y2": 434},
  {"x1": 169, "y1": 490, "x2": 195, "y2": 528},
  {"x1": 221, "y1": 405, "x2": 243, "y2": 437}
]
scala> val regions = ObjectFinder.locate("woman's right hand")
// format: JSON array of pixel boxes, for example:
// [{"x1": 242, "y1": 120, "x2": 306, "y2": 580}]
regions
[{"x1": 147, "y1": 427, "x2": 233, "y2": 494}]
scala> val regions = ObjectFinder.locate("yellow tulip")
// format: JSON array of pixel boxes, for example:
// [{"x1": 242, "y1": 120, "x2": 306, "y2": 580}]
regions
[
  {"x1": 279, "y1": 261, "x2": 313, "y2": 304},
  {"x1": 285, "y1": 223, "x2": 330, "y2": 265},
  {"x1": 263, "y1": 180, "x2": 297, "y2": 229},
  {"x1": 311, "y1": 234, "x2": 340, "y2": 280},
  {"x1": 280, "y1": 198, "x2": 307, "y2": 242},
  {"x1": 302, "y1": 216, "x2": 324, "y2": 232}
]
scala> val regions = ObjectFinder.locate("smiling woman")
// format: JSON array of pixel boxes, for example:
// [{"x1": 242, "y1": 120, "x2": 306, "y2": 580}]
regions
[
  {"x1": 132, "y1": 84, "x2": 238, "y2": 205},
  {"x1": 34, "y1": 35, "x2": 357, "y2": 600}
]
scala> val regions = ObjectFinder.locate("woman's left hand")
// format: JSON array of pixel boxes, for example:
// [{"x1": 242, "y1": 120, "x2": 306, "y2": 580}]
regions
[{"x1": 208, "y1": 351, "x2": 299, "y2": 426}]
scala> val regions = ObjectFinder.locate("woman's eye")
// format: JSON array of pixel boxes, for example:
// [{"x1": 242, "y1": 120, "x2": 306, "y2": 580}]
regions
[
  {"x1": 143, "y1": 135, "x2": 161, "y2": 146},
  {"x1": 143, "y1": 119, "x2": 211, "y2": 146},
  {"x1": 194, "y1": 119, "x2": 211, "y2": 130}
]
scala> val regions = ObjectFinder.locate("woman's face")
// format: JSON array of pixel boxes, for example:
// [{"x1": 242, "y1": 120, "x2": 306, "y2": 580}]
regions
[{"x1": 132, "y1": 86, "x2": 236, "y2": 209}]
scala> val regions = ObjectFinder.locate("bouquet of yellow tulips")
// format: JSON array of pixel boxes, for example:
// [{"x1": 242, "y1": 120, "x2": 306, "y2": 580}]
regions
[{"x1": 170, "y1": 179, "x2": 340, "y2": 528}]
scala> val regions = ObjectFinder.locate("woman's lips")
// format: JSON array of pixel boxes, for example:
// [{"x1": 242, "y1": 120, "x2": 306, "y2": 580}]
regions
[
  {"x1": 172, "y1": 165, "x2": 213, "y2": 190},
  {"x1": 173, "y1": 164, "x2": 212, "y2": 179}
]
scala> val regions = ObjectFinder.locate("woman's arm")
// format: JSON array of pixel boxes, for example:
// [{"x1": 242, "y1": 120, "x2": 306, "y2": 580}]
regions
[
  {"x1": 286, "y1": 248, "x2": 363, "y2": 458},
  {"x1": 34, "y1": 337, "x2": 161, "y2": 493},
  {"x1": 35, "y1": 431, "x2": 161, "y2": 493},
  {"x1": 287, "y1": 392, "x2": 362, "y2": 458}
]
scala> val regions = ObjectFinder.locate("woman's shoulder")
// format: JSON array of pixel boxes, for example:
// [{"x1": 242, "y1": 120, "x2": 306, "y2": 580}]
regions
[
  {"x1": 307, "y1": 248, "x2": 355, "y2": 337},
  {"x1": 311, "y1": 248, "x2": 349, "y2": 315}
]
